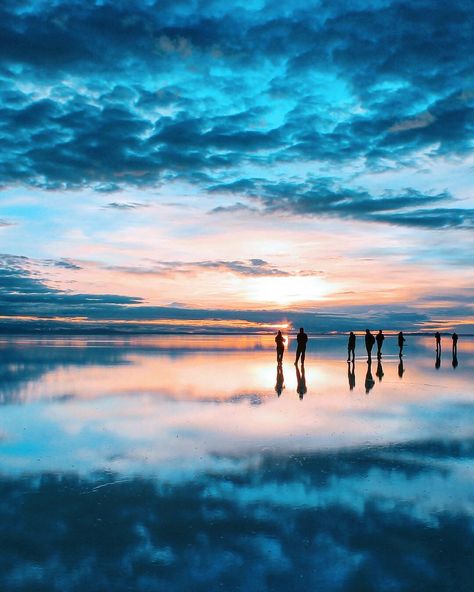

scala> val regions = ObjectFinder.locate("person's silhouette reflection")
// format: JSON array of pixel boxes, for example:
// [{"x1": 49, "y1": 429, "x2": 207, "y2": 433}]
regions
[
  {"x1": 452, "y1": 352, "x2": 458, "y2": 369},
  {"x1": 435, "y1": 350, "x2": 441, "y2": 370},
  {"x1": 275, "y1": 363, "x2": 285, "y2": 397},
  {"x1": 376, "y1": 358, "x2": 384, "y2": 382},
  {"x1": 295, "y1": 364, "x2": 307, "y2": 400},
  {"x1": 275, "y1": 330, "x2": 286, "y2": 363},
  {"x1": 347, "y1": 360, "x2": 356, "y2": 391},
  {"x1": 365, "y1": 359, "x2": 375, "y2": 394},
  {"x1": 398, "y1": 357, "x2": 405, "y2": 378}
]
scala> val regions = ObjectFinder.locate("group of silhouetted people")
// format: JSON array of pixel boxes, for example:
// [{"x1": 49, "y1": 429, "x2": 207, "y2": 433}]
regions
[
  {"x1": 275, "y1": 328, "x2": 308, "y2": 399},
  {"x1": 347, "y1": 329, "x2": 407, "y2": 361},
  {"x1": 275, "y1": 328, "x2": 461, "y2": 398},
  {"x1": 435, "y1": 331, "x2": 459, "y2": 368},
  {"x1": 275, "y1": 327, "x2": 308, "y2": 366}
]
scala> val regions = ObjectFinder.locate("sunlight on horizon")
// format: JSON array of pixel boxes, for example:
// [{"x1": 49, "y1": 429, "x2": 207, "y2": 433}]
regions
[{"x1": 243, "y1": 276, "x2": 333, "y2": 306}]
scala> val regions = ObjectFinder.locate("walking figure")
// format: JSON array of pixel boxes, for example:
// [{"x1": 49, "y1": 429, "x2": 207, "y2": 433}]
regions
[
  {"x1": 347, "y1": 332, "x2": 356, "y2": 362},
  {"x1": 398, "y1": 331, "x2": 406, "y2": 357},
  {"x1": 365, "y1": 329, "x2": 375, "y2": 359},
  {"x1": 295, "y1": 327, "x2": 308, "y2": 365},
  {"x1": 275, "y1": 330, "x2": 286, "y2": 364},
  {"x1": 376, "y1": 330, "x2": 385, "y2": 358}
]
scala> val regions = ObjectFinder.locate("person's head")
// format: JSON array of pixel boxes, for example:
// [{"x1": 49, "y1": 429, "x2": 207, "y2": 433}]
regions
[
  {"x1": 378, "y1": 329, "x2": 382, "y2": 333},
  {"x1": 366, "y1": 329, "x2": 370, "y2": 334},
  {"x1": 299, "y1": 327, "x2": 304, "y2": 333},
  {"x1": 277, "y1": 330, "x2": 282, "y2": 336},
  {"x1": 350, "y1": 331, "x2": 354, "y2": 336}
]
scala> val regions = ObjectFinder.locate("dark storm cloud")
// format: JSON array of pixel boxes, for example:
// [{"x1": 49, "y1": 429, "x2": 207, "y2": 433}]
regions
[
  {"x1": 0, "y1": 0, "x2": 473, "y2": 228},
  {"x1": 1, "y1": 438, "x2": 474, "y2": 590}
]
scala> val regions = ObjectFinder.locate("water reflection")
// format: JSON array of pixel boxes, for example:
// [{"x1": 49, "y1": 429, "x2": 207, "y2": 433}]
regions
[
  {"x1": 398, "y1": 356, "x2": 405, "y2": 378},
  {"x1": 347, "y1": 360, "x2": 356, "y2": 391},
  {"x1": 376, "y1": 358, "x2": 384, "y2": 382},
  {"x1": 275, "y1": 363, "x2": 285, "y2": 397},
  {"x1": 295, "y1": 364, "x2": 307, "y2": 400},
  {"x1": 365, "y1": 359, "x2": 375, "y2": 394},
  {"x1": 0, "y1": 335, "x2": 473, "y2": 590}
]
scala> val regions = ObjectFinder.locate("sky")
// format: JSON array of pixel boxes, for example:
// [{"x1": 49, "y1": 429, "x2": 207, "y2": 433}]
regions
[{"x1": 0, "y1": 0, "x2": 473, "y2": 333}]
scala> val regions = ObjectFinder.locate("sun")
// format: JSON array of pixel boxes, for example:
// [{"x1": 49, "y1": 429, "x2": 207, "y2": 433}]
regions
[{"x1": 244, "y1": 276, "x2": 332, "y2": 306}]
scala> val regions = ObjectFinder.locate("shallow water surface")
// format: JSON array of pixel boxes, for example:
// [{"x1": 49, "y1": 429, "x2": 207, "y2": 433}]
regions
[{"x1": 1, "y1": 335, "x2": 473, "y2": 591}]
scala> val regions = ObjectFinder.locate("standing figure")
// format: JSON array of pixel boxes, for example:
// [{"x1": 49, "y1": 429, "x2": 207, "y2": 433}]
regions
[
  {"x1": 452, "y1": 332, "x2": 458, "y2": 356},
  {"x1": 347, "y1": 332, "x2": 356, "y2": 362},
  {"x1": 435, "y1": 331, "x2": 441, "y2": 354},
  {"x1": 275, "y1": 330, "x2": 286, "y2": 364},
  {"x1": 398, "y1": 331, "x2": 406, "y2": 356},
  {"x1": 435, "y1": 350, "x2": 441, "y2": 370},
  {"x1": 376, "y1": 330, "x2": 385, "y2": 358},
  {"x1": 365, "y1": 329, "x2": 375, "y2": 359},
  {"x1": 295, "y1": 327, "x2": 308, "y2": 365}
]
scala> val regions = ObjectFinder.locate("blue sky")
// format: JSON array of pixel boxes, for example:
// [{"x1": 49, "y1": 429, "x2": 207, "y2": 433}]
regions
[{"x1": 0, "y1": 0, "x2": 473, "y2": 332}]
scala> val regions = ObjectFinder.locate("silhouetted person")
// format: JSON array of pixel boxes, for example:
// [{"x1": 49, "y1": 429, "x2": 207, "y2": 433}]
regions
[
  {"x1": 347, "y1": 360, "x2": 356, "y2": 391},
  {"x1": 275, "y1": 363, "x2": 285, "y2": 396},
  {"x1": 376, "y1": 358, "x2": 384, "y2": 382},
  {"x1": 398, "y1": 331, "x2": 406, "y2": 357},
  {"x1": 376, "y1": 330, "x2": 385, "y2": 358},
  {"x1": 275, "y1": 330, "x2": 286, "y2": 363},
  {"x1": 347, "y1": 332, "x2": 356, "y2": 362},
  {"x1": 365, "y1": 329, "x2": 375, "y2": 359},
  {"x1": 398, "y1": 356, "x2": 405, "y2": 378},
  {"x1": 452, "y1": 332, "x2": 458, "y2": 356},
  {"x1": 452, "y1": 352, "x2": 458, "y2": 369},
  {"x1": 365, "y1": 359, "x2": 375, "y2": 394},
  {"x1": 295, "y1": 327, "x2": 308, "y2": 365},
  {"x1": 435, "y1": 332, "x2": 441, "y2": 354},
  {"x1": 435, "y1": 350, "x2": 441, "y2": 370},
  {"x1": 295, "y1": 364, "x2": 307, "y2": 400}
]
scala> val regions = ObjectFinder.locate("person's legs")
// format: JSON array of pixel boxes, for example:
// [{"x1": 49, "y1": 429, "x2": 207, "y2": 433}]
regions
[{"x1": 301, "y1": 347, "x2": 306, "y2": 364}]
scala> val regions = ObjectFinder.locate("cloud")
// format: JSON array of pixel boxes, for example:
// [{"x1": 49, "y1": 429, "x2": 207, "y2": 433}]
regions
[
  {"x1": 210, "y1": 177, "x2": 474, "y2": 229},
  {"x1": 104, "y1": 258, "x2": 308, "y2": 277},
  {"x1": 0, "y1": 0, "x2": 471, "y2": 231},
  {"x1": 104, "y1": 201, "x2": 150, "y2": 210},
  {"x1": 1, "y1": 438, "x2": 473, "y2": 590},
  {"x1": 0, "y1": 219, "x2": 15, "y2": 227}
]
